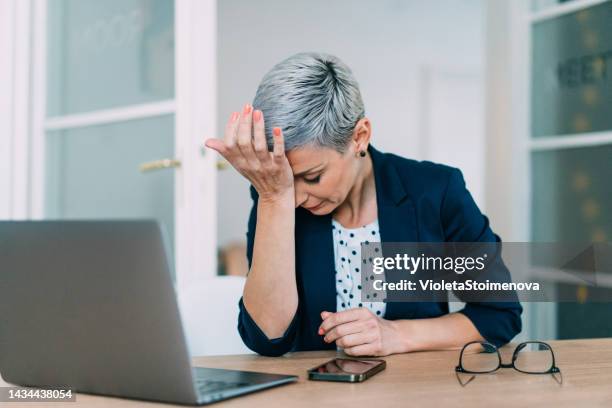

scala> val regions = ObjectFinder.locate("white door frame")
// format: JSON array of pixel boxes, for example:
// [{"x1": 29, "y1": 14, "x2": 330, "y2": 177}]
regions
[
  {"x1": 174, "y1": 0, "x2": 218, "y2": 290},
  {"x1": 0, "y1": 0, "x2": 32, "y2": 220},
  {"x1": 1, "y1": 0, "x2": 218, "y2": 290},
  {"x1": 0, "y1": 0, "x2": 15, "y2": 219}
]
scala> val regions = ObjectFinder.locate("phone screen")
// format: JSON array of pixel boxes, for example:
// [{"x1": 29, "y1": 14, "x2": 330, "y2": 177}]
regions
[{"x1": 311, "y1": 358, "x2": 384, "y2": 375}]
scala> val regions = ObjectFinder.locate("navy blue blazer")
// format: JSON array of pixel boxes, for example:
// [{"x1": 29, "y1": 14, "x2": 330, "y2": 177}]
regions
[{"x1": 238, "y1": 144, "x2": 522, "y2": 356}]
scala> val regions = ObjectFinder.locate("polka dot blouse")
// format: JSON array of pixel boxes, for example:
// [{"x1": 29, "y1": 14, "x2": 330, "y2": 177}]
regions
[{"x1": 332, "y1": 218, "x2": 386, "y2": 318}]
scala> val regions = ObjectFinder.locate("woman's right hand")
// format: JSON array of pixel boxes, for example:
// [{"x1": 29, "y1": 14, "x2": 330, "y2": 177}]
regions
[{"x1": 205, "y1": 104, "x2": 295, "y2": 204}]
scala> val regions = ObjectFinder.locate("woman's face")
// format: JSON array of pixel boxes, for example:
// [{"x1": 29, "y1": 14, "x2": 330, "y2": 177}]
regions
[
  {"x1": 286, "y1": 147, "x2": 356, "y2": 214},
  {"x1": 286, "y1": 119, "x2": 371, "y2": 215}
]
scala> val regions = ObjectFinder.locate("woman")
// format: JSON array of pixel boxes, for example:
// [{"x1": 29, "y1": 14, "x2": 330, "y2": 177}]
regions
[{"x1": 205, "y1": 52, "x2": 522, "y2": 357}]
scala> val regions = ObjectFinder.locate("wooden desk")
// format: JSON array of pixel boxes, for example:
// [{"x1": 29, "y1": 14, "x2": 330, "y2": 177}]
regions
[{"x1": 2, "y1": 339, "x2": 612, "y2": 407}]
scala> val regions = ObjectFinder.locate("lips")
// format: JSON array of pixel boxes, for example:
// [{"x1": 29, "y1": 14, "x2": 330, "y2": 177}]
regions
[{"x1": 305, "y1": 202, "x2": 324, "y2": 211}]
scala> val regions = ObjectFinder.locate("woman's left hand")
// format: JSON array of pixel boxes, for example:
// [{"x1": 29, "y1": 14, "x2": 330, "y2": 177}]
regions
[{"x1": 318, "y1": 308, "x2": 405, "y2": 356}]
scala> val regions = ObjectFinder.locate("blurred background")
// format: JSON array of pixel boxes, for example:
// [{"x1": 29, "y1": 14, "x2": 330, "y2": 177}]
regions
[{"x1": 1, "y1": 0, "x2": 611, "y2": 355}]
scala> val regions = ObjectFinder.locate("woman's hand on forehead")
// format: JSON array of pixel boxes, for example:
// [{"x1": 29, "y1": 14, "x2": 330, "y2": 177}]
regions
[{"x1": 205, "y1": 104, "x2": 295, "y2": 204}]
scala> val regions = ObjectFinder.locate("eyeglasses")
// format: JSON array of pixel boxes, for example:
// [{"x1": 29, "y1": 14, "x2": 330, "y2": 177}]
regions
[{"x1": 455, "y1": 341, "x2": 562, "y2": 386}]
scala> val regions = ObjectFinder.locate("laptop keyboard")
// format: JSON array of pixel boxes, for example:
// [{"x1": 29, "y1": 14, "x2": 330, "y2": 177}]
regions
[{"x1": 194, "y1": 378, "x2": 250, "y2": 395}]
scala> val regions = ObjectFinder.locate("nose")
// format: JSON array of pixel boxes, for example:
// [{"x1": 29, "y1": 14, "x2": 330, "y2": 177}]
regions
[{"x1": 294, "y1": 185, "x2": 308, "y2": 208}]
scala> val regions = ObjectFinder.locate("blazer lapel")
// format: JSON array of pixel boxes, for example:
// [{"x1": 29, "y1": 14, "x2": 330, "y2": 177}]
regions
[{"x1": 368, "y1": 145, "x2": 421, "y2": 320}]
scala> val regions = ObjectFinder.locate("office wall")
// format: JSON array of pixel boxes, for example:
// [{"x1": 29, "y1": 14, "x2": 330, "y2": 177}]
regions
[{"x1": 216, "y1": 0, "x2": 486, "y2": 248}]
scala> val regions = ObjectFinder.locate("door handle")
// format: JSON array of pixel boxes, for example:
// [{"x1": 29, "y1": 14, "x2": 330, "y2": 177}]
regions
[
  {"x1": 139, "y1": 158, "x2": 181, "y2": 172},
  {"x1": 140, "y1": 158, "x2": 230, "y2": 172}
]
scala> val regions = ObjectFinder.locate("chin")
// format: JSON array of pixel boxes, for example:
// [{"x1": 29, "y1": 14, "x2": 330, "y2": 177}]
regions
[
  {"x1": 308, "y1": 203, "x2": 336, "y2": 215},
  {"x1": 311, "y1": 208, "x2": 330, "y2": 215}
]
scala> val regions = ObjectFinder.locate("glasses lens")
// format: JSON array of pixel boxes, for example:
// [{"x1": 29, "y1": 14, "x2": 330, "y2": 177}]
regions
[
  {"x1": 460, "y1": 342, "x2": 499, "y2": 373},
  {"x1": 514, "y1": 342, "x2": 554, "y2": 373}
]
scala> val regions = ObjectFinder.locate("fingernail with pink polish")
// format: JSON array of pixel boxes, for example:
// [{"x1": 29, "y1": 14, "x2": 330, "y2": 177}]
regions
[{"x1": 230, "y1": 112, "x2": 239, "y2": 122}]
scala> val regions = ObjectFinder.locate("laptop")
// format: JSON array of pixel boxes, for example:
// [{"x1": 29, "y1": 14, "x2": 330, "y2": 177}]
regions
[{"x1": 0, "y1": 220, "x2": 298, "y2": 405}]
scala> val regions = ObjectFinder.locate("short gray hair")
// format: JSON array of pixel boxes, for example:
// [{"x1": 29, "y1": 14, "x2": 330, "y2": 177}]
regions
[{"x1": 252, "y1": 52, "x2": 365, "y2": 153}]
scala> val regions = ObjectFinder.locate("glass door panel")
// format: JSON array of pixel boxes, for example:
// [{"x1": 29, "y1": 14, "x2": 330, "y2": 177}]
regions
[
  {"x1": 45, "y1": 116, "x2": 176, "y2": 270},
  {"x1": 47, "y1": 0, "x2": 174, "y2": 116},
  {"x1": 43, "y1": 0, "x2": 177, "y2": 277},
  {"x1": 531, "y1": 144, "x2": 612, "y2": 243}
]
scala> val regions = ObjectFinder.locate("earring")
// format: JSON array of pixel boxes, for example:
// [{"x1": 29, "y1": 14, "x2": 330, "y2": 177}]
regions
[{"x1": 359, "y1": 150, "x2": 366, "y2": 157}]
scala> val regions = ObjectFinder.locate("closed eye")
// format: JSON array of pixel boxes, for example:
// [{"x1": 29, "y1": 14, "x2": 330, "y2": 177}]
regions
[{"x1": 304, "y1": 175, "x2": 321, "y2": 184}]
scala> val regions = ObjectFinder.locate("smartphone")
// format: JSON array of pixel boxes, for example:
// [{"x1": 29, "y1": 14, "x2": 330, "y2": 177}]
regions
[{"x1": 307, "y1": 358, "x2": 386, "y2": 382}]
